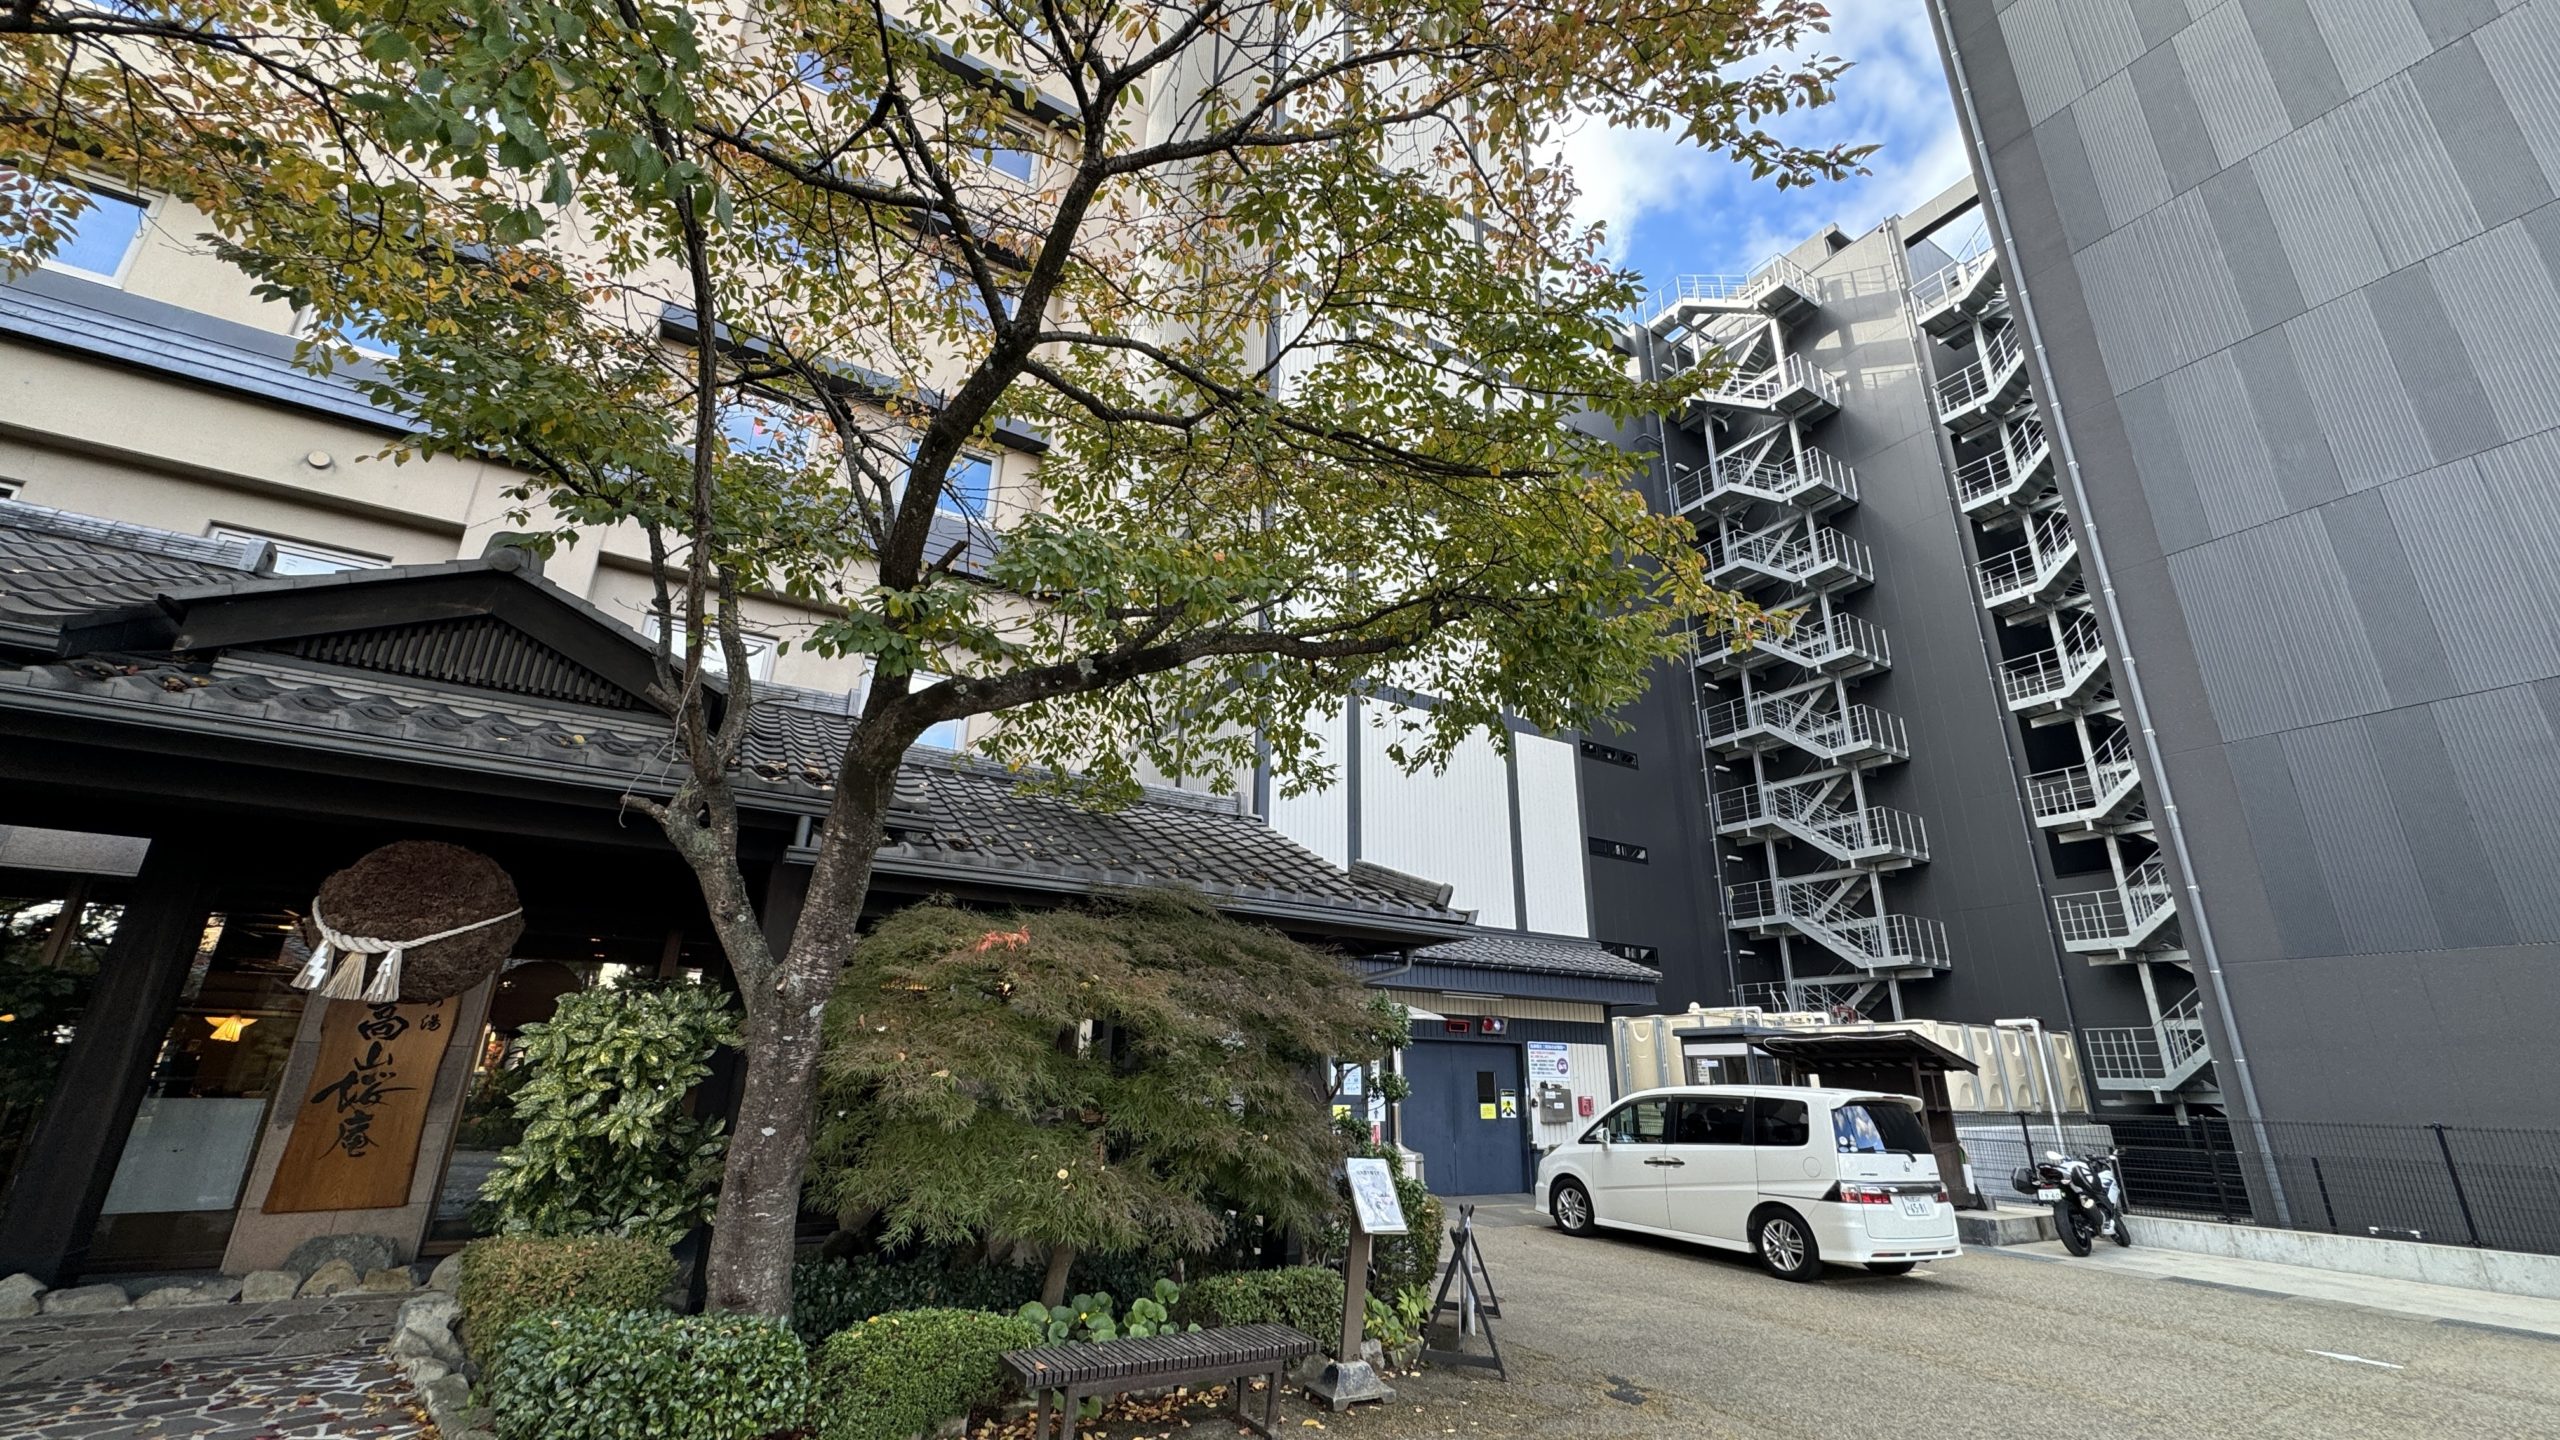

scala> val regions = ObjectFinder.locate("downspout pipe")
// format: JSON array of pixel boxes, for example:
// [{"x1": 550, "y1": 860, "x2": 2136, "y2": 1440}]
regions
[{"x1": 1927, "y1": 0, "x2": 2290, "y2": 1223}]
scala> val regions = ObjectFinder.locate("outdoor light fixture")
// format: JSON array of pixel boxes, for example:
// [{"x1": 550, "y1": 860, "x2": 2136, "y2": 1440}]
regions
[{"x1": 204, "y1": 1015, "x2": 258, "y2": 1042}]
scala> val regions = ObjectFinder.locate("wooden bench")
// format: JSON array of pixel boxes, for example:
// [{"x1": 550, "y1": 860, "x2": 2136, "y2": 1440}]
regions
[{"x1": 1001, "y1": 1323, "x2": 1319, "y2": 1439}]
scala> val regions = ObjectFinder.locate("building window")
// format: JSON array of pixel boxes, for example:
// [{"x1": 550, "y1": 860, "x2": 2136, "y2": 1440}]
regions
[
  {"x1": 19, "y1": 176, "x2": 149, "y2": 284},
  {"x1": 946, "y1": 452, "x2": 994, "y2": 517},
  {"x1": 297, "y1": 305, "x2": 398, "y2": 359},
  {"x1": 641, "y1": 613, "x2": 780, "y2": 682},
  {"x1": 0, "y1": 478, "x2": 21, "y2": 501},
  {"x1": 1597, "y1": 940, "x2": 1659, "y2": 966},
  {"x1": 1587, "y1": 836, "x2": 1648, "y2": 864},
  {"x1": 208, "y1": 526, "x2": 390, "y2": 577},
  {"x1": 984, "y1": 144, "x2": 1037, "y2": 182},
  {"x1": 1580, "y1": 739, "x2": 1638, "y2": 768}
]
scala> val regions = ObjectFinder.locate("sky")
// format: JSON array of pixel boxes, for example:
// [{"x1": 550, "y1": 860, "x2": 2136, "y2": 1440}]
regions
[{"x1": 1558, "y1": 0, "x2": 1976, "y2": 299}]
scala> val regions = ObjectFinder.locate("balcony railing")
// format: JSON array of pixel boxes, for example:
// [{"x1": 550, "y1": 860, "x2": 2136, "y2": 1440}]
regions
[{"x1": 2084, "y1": 993, "x2": 2212, "y2": 1088}]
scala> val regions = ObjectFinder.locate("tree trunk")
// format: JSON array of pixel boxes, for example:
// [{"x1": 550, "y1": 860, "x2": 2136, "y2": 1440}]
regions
[
  {"x1": 1040, "y1": 1243, "x2": 1078, "y2": 1309},
  {"x1": 700, "y1": 760, "x2": 894, "y2": 1317}
]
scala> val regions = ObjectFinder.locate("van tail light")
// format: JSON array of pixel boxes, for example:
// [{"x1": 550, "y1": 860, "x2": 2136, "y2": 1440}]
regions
[
  {"x1": 1935, "y1": 1188, "x2": 1949, "y2": 1204},
  {"x1": 1834, "y1": 1183, "x2": 1896, "y2": 1206}
]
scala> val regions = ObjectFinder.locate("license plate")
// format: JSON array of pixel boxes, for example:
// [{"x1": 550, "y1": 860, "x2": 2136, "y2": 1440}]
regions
[
  {"x1": 1897, "y1": 1196, "x2": 1934, "y2": 1218},
  {"x1": 2036, "y1": 1187, "x2": 2062, "y2": 1202}
]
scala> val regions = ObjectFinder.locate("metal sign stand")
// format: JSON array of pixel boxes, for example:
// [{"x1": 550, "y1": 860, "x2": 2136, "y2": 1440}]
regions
[{"x1": 1418, "y1": 1203, "x2": 1505, "y2": 1379}]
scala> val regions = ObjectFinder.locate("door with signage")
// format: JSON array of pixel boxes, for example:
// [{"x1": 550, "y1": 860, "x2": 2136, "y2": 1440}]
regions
[{"x1": 1400, "y1": 1040, "x2": 1528, "y2": 1196}]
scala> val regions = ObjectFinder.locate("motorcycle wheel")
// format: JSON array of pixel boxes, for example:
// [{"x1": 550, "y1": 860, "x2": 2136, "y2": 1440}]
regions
[
  {"x1": 2055, "y1": 1201, "x2": 2093, "y2": 1256},
  {"x1": 2108, "y1": 1204, "x2": 2134, "y2": 1248}
]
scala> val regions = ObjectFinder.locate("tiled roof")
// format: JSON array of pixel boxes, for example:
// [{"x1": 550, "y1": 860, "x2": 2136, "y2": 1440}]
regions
[
  {"x1": 0, "y1": 501, "x2": 269, "y2": 639},
  {"x1": 1414, "y1": 931, "x2": 1662, "y2": 983},
  {"x1": 0, "y1": 503, "x2": 1465, "y2": 936}
]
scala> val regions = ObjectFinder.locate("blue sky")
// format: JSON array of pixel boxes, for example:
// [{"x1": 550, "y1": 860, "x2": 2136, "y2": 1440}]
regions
[{"x1": 1559, "y1": 1, "x2": 1975, "y2": 296}]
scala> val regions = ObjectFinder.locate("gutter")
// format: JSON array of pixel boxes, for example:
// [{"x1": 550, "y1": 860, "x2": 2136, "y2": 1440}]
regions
[{"x1": 1927, "y1": 0, "x2": 2289, "y2": 1221}]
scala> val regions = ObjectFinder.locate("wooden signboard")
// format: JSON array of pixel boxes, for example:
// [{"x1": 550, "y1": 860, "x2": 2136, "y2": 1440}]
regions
[{"x1": 263, "y1": 997, "x2": 459, "y2": 1214}]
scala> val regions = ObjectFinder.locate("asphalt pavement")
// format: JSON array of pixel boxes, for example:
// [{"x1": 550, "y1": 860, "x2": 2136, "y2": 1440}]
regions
[{"x1": 1038, "y1": 1194, "x2": 2560, "y2": 1439}]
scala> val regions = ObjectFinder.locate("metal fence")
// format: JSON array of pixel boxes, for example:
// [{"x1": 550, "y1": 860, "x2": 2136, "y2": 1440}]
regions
[{"x1": 1957, "y1": 1114, "x2": 2560, "y2": 1258}]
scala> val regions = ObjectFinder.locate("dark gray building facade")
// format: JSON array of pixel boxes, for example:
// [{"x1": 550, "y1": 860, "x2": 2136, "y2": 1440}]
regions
[{"x1": 1927, "y1": 0, "x2": 2560, "y2": 1129}]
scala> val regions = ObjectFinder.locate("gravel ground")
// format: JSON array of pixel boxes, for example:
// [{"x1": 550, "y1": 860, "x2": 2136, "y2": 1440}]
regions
[{"x1": 1022, "y1": 1198, "x2": 2560, "y2": 1440}]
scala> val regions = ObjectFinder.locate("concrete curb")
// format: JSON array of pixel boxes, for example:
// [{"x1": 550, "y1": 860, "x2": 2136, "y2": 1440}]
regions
[{"x1": 2123, "y1": 1216, "x2": 2560, "y2": 1302}]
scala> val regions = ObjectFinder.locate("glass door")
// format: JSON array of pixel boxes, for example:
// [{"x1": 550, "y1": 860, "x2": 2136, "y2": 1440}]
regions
[{"x1": 89, "y1": 911, "x2": 307, "y2": 1270}]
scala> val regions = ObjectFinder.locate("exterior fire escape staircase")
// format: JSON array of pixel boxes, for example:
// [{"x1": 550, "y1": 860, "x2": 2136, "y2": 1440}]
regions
[
  {"x1": 1916, "y1": 233, "x2": 2210, "y2": 1100},
  {"x1": 1646, "y1": 251, "x2": 1947, "y2": 1020}
]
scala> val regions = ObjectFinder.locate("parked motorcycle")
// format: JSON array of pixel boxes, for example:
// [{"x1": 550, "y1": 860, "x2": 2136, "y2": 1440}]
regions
[{"x1": 2011, "y1": 1149, "x2": 2132, "y2": 1256}]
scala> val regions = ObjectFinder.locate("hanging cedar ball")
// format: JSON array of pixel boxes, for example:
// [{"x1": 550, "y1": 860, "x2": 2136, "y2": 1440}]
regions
[{"x1": 296, "y1": 841, "x2": 526, "y2": 1003}]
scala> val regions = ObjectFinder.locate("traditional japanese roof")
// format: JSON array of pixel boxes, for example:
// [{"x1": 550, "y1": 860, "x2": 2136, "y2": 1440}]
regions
[
  {"x1": 0, "y1": 499, "x2": 1468, "y2": 942},
  {"x1": 1365, "y1": 929, "x2": 1662, "y2": 1007}
]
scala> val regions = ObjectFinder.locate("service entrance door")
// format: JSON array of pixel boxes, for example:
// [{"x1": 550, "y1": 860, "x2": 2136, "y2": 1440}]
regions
[{"x1": 1401, "y1": 1041, "x2": 1528, "y2": 1196}]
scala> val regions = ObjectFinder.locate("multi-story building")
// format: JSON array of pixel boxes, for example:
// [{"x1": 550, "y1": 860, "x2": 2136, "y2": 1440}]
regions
[
  {"x1": 1923, "y1": 0, "x2": 2560, "y2": 1134},
  {"x1": 1592, "y1": 0, "x2": 2560, "y2": 1146},
  {"x1": 1594, "y1": 188, "x2": 2222, "y2": 1114}
]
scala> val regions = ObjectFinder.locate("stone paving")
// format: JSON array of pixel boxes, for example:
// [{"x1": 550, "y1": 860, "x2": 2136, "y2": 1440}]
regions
[{"x1": 0, "y1": 1294, "x2": 426, "y2": 1439}]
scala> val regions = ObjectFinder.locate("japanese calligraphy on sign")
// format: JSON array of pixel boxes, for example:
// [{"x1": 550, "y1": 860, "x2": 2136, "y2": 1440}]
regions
[{"x1": 263, "y1": 995, "x2": 458, "y2": 1214}]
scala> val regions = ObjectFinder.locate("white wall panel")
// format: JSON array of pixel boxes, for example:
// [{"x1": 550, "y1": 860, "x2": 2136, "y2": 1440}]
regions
[
  {"x1": 1358, "y1": 702, "x2": 1516, "y2": 929},
  {"x1": 1513, "y1": 734, "x2": 1591, "y2": 938},
  {"x1": 1266, "y1": 699, "x2": 1350, "y2": 868}
]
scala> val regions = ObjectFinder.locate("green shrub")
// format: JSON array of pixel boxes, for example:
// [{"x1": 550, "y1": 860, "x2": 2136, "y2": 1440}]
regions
[
  {"x1": 1173, "y1": 1266, "x2": 1343, "y2": 1337},
  {"x1": 789, "y1": 1246, "x2": 1201, "y2": 1346},
  {"x1": 485, "y1": 1307, "x2": 809, "y2": 1440},
  {"x1": 458, "y1": 1234, "x2": 675, "y2": 1363},
  {"x1": 812, "y1": 1307, "x2": 1043, "y2": 1440},
  {"x1": 478, "y1": 983, "x2": 739, "y2": 1244}
]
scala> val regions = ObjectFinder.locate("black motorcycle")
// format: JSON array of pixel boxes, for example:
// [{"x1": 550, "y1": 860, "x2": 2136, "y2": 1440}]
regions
[{"x1": 2011, "y1": 1149, "x2": 2133, "y2": 1256}]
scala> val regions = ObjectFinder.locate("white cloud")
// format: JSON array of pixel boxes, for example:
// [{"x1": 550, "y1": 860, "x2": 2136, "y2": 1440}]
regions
[{"x1": 1558, "y1": 1, "x2": 1973, "y2": 282}]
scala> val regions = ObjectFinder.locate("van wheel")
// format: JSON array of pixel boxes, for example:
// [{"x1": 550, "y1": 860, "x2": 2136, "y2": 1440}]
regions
[
  {"x1": 1753, "y1": 1207, "x2": 1820, "y2": 1281},
  {"x1": 1865, "y1": 1262, "x2": 1916, "y2": 1276},
  {"x1": 1551, "y1": 1179, "x2": 1596, "y2": 1236}
]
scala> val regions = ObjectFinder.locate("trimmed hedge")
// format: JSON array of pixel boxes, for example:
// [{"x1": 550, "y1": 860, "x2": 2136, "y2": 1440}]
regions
[
  {"x1": 790, "y1": 1246, "x2": 1193, "y2": 1347},
  {"x1": 485, "y1": 1308, "x2": 810, "y2": 1440},
  {"x1": 812, "y1": 1307, "x2": 1044, "y2": 1440},
  {"x1": 457, "y1": 1234, "x2": 675, "y2": 1363},
  {"x1": 1172, "y1": 1266, "x2": 1342, "y2": 1338}
]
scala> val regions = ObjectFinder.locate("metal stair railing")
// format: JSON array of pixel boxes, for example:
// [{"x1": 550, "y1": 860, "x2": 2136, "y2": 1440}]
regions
[
  {"x1": 1976, "y1": 509, "x2": 2079, "y2": 610},
  {"x1": 1670, "y1": 447, "x2": 1860, "y2": 516},
  {"x1": 1701, "y1": 353, "x2": 1844, "y2": 412},
  {"x1": 1999, "y1": 613, "x2": 2108, "y2": 708},
  {"x1": 2026, "y1": 729, "x2": 2141, "y2": 827},
  {"x1": 1710, "y1": 524, "x2": 1873, "y2": 588},
  {"x1": 1725, "y1": 879, "x2": 1952, "y2": 972},
  {"x1": 2085, "y1": 991, "x2": 2213, "y2": 1090},
  {"x1": 2052, "y1": 855, "x2": 2179, "y2": 950},
  {"x1": 1933, "y1": 325, "x2": 2024, "y2": 422},
  {"x1": 1954, "y1": 417, "x2": 2052, "y2": 512},
  {"x1": 1714, "y1": 783, "x2": 1931, "y2": 863},
  {"x1": 1701, "y1": 694, "x2": 1910, "y2": 761},
  {"x1": 1642, "y1": 255, "x2": 1818, "y2": 325},
  {"x1": 1911, "y1": 247, "x2": 1995, "y2": 319},
  {"x1": 1734, "y1": 979, "x2": 1876, "y2": 1018}
]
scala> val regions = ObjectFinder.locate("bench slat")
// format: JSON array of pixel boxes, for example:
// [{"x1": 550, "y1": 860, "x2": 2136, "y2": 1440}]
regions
[{"x1": 1002, "y1": 1323, "x2": 1318, "y2": 1388}]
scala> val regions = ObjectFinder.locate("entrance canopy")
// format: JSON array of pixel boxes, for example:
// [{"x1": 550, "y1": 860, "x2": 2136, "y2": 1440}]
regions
[{"x1": 1750, "y1": 1029, "x2": 1978, "y2": 1075}]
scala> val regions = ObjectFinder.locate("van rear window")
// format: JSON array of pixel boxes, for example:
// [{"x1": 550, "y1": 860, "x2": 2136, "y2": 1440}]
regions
[{"x1": 1834, "y1": 1101, "x2": 1932, "y2": 1156}]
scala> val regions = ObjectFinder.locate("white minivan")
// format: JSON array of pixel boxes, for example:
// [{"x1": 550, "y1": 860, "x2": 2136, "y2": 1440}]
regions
[{"x1": 1534, "y1": 1084, "x2": 1960, "y2": 1280}]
